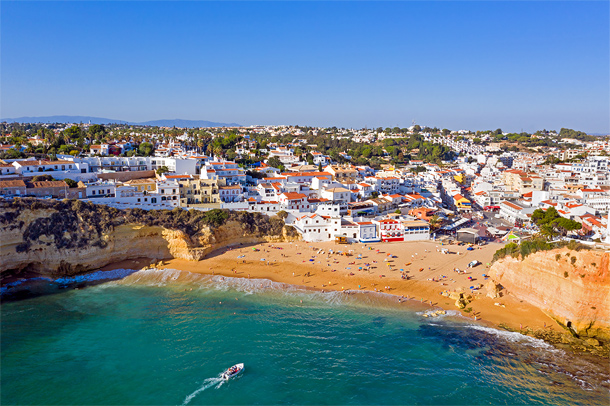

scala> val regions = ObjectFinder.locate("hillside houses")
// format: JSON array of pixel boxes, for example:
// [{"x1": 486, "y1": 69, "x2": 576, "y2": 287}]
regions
[{"x1": 1, "y1": 123, "x2": 609, "y2": 243}]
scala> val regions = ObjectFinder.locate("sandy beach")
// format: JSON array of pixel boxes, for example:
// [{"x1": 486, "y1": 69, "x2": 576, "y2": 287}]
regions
[{"x1": 106, "y1": 239, "x2": 561, "y2": 333}]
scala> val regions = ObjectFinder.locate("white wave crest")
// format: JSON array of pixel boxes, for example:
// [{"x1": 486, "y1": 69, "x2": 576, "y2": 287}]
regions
[{"x1": 467, "y1": 325, "x2": 561, "y2": 352}]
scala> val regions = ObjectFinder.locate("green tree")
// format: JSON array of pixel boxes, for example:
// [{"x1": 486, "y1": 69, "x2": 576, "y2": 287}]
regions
[
  {"x1": 226, "y1": 150, "x2": 237, "y2": 161},
  {"x1": 88, "y1": 124, "x2": 106, "y2": 139},
  {"x1": 32, "y1": 175, "x2": 54, "y2": 182},
  {"x1": 428, "y1": 215, "x2": 442, "y2": 231},
  {"x1": 267, "y1": 156, "x2": 282, "y2": 169},
  {"x1": 64, "y1": 178, "x2": 78, "y2": 188},
  {"x1": 64, "y1": 125, "x2": 81, "y2": 140},
  {"x1": 156, "y1": 166, "x2": 169, "y2": 175},
  {"x1": 306, "y1": 153, "x2": 314, "y2": 165},
  {"x1": 138, "y1": 142, "x2": 154, "y2": 156}
]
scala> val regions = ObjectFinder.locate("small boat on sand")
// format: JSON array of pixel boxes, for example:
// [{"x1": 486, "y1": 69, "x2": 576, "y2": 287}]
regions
[{"x1": 221, "y1": 363, "x2": 244, "y2": 380}]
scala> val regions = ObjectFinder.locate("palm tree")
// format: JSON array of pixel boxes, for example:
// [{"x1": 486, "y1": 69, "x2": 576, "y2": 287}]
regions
[{"x1": 428, "y1": 215, "x2": 442, "y2": 231}]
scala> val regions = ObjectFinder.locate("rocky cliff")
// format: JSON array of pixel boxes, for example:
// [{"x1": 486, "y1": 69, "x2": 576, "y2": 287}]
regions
[
  {"x1": 488, "y1": 248, "x2": 610, "y2": 340},
  {"x1": 0, "y1": 199, "x2": 299, "y2": 279}
]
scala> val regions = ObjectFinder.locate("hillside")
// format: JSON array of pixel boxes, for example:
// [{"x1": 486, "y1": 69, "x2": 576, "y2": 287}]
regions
[
  {"x1": 1, "y1": 116, "x2": 242, "y2": 127},
  {"x1": 0, "y1": 198, "x2": 298, "y2": 279}
]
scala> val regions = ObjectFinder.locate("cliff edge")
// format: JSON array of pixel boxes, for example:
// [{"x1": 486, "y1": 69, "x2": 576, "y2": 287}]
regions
[
  {"x1": 0, "y1": 198, "x2": 299, "y2": 279},
  {"x1": 488, "y1": 248, "x2": 610, "y2": 340}
]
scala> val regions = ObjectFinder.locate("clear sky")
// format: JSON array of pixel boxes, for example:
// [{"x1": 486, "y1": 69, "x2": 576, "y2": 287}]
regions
[{"x1": 2, "y1": 1, "x2": 609, "y2": 133}]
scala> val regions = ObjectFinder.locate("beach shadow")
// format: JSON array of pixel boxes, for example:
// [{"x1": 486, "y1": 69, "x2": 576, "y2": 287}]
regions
[{"x1": 204, "y1": 241, "x2": 267, "y2": 260}]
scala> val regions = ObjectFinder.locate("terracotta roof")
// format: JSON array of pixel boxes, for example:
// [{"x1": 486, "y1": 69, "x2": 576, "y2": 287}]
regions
[
  {"x1": 28, "y1": 181, "x2": 67, "y2": 188},
  {"x1": 281, "y1": 172, "x2": 332, "y2": 177},
  {"x1": 501, "y1": 201, "x2": 524, "y2": 211},
  {"x1": 164, "y1": 175, "x2": 192, "y2": 179},
  {"x1": 0, "y1": 180, "x2": 26, "y2": 188},
  {"x1": 281, "y1": 192, "x2": 307, "y2": 200}
]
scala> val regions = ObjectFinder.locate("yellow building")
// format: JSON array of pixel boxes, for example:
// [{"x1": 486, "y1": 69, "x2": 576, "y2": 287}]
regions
[
  {"x1": 179, "y1": 178, "x2": 224, "y2": 206},
  {"x1": 452, "y1": 194, "x2": 472, "y2": 210},
  {"x1": 124, "y1": 178, "x2": 157, "y2": 192}
]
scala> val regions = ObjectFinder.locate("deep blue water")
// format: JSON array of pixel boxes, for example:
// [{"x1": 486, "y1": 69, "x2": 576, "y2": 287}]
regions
[{"x1": 2, "y1": 268, "x2": 608, "y2": 405}]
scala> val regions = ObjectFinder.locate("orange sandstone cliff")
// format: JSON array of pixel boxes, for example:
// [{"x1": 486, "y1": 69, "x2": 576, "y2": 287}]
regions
[
  {"x1": 488, "y1": 248, "x2": 610, "y2": 340},
  {"x1": 0, "y1": 200, "x2": 299, "y2": 279}
]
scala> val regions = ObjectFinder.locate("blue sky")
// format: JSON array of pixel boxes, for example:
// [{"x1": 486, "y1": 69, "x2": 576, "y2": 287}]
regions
[{"x1": 2, "y1": 1, "x2": 609, "y2": 133}]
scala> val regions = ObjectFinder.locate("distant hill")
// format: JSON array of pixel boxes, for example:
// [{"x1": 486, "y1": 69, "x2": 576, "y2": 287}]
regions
[
  {"x1": 137, "y1": 119, "x2": 242, "y2": 128},
  {"x1": 1, "y1": 116, "x2": 242, "y2": 128}
]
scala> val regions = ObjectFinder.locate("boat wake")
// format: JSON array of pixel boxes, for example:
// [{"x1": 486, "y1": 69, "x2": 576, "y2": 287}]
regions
[{"x1": 181, "y1": 377, "x2": 225, "y2": 405}]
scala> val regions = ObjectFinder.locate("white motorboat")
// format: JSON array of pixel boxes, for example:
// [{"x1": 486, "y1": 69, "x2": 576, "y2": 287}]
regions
[{"x1": 221, "y1": 363, "x2": 244, "y2": 380}]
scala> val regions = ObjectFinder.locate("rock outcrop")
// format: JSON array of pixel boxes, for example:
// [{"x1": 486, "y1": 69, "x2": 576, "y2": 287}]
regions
[
  {"x1": 488, "y1": 248, "x2": 610, "y2": 340},
  {"x1": 0, "y1": 199, "x2": 299, "y2": 279}
]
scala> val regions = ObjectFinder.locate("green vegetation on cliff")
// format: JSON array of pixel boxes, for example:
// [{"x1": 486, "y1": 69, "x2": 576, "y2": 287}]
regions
[{"x1": 492, "y1": 238, "x2": 590, "y2": 263}]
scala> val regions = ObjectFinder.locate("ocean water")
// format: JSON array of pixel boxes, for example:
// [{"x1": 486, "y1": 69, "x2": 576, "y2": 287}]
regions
[{"x1": 2, "y1": 268, "x2": 608, "y2": 405}]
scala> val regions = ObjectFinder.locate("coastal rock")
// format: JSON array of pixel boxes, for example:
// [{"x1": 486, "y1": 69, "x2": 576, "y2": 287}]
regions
[
  {"x1": 0, "y1": 202, "x2": 300, "y2": 279},
  {"x1": 489, "y1": 248, "x2": 610, "y2": 341},
  {"x1": 485, "y1": 280, "x2": 501, "y2": 298},
  {"x1": 584, "y1": 338, "x2": 600, "y2": 347}
]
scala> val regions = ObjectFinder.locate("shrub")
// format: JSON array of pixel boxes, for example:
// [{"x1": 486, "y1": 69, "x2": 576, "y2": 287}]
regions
[
  {"x1": 564, "y1": 271, "x2": 569, "y2": 278},
  {"x1": 570, "y1": 256, "x2": 577, "y2": 265},
  {"x1": 203, "y1": 209, "x2": 229, "y2": 228},
  {"x1": 492, "y1": 238, "x2": 590, "y2": 264}
]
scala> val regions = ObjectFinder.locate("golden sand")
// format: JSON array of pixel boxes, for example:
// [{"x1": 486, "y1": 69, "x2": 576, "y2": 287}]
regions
[{"x1": 106, "y1": 239, "x2": 560, "y2": 332}]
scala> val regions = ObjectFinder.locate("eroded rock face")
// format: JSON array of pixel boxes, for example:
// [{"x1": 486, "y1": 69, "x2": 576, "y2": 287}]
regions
[
  {"x1": 488, "y1": 248, "x2": 610, "y2": 340},
  {"x1": 0, "y1": 207, "x2": 299, "y2": 279}
]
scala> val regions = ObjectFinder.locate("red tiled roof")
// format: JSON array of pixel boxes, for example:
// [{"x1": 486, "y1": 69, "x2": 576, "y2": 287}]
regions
[
  {"x1": 281, "y1": 192, "x2": 307, "y2": 200},
  {"x1": 502, "y1": 201, "x2": 524, "y2": 211}
]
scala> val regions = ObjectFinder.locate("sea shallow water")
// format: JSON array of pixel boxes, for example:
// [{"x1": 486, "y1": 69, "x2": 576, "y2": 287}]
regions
[{"x1": 2, "y1": 268, "x2": 609, "y2": 405}]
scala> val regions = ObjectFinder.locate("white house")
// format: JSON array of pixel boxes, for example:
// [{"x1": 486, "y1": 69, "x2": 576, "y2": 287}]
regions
[
  {"x1": 320, "y1": 187, "x2": 352, "y2": 204},
  {"x1": 292, "y1": 213, "x2": 340, "y2": 242},
  {"x1": 279, "y1": 192, "x2": 310, "y2": 211},
  {"x1": 356, "y1": 221, "x2": 380, "y2": 243}
]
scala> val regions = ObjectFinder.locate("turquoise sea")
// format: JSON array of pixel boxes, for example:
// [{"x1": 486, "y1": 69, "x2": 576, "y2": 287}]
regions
[{"x1": 2, "y1": 268, "x2": 609, "y2": 405}]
